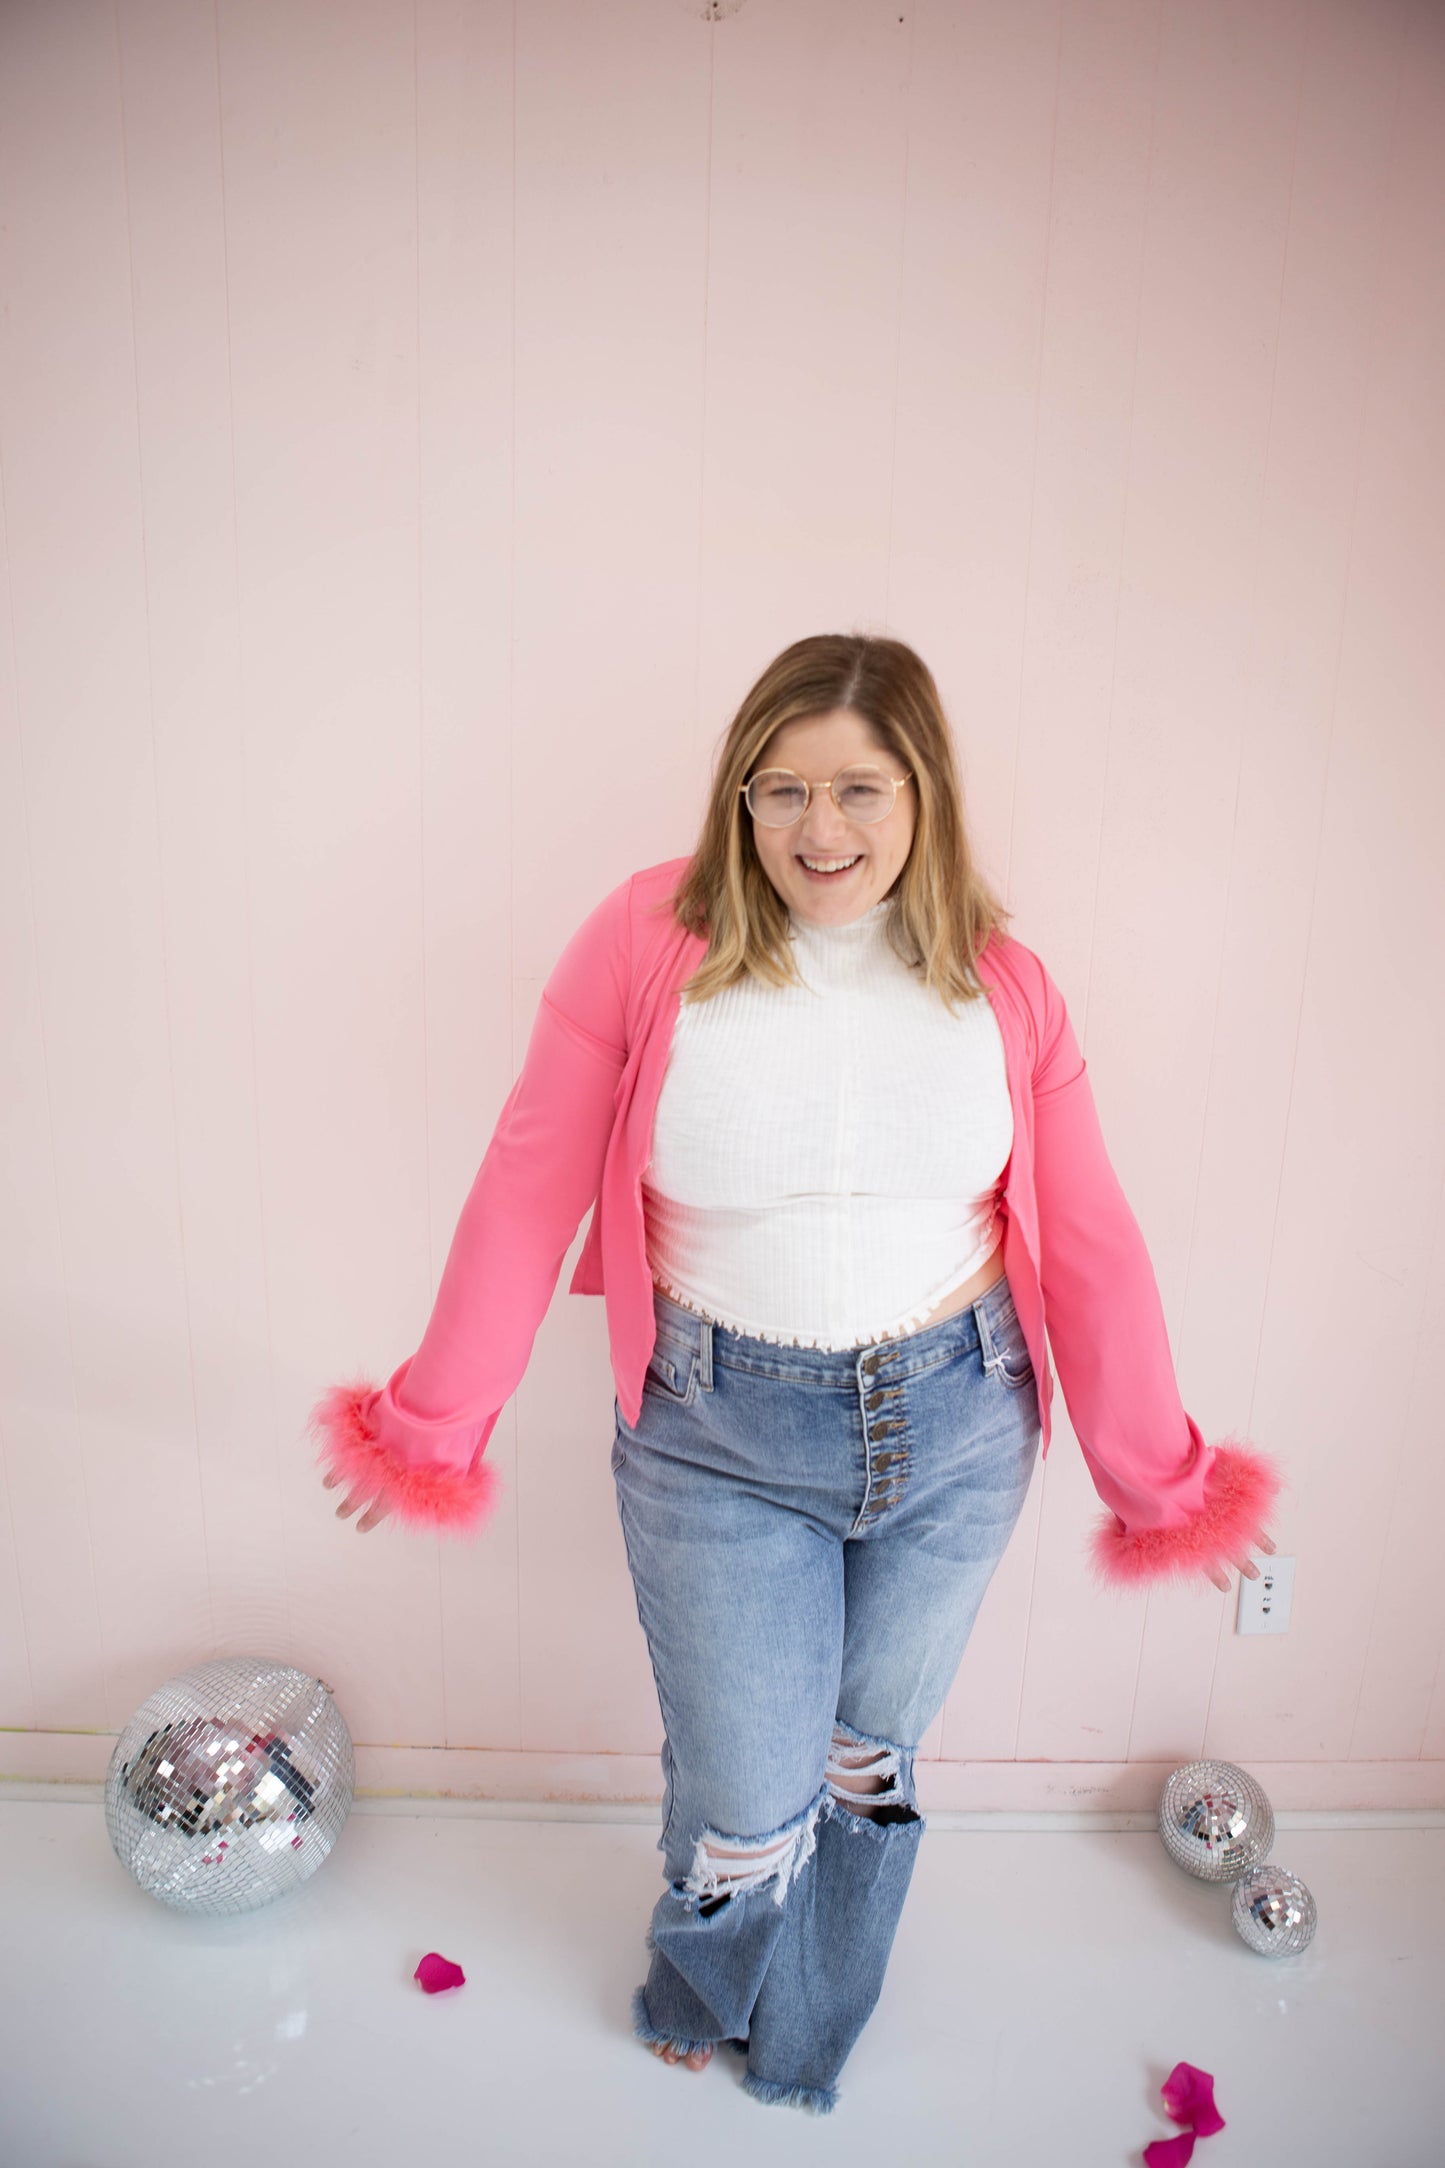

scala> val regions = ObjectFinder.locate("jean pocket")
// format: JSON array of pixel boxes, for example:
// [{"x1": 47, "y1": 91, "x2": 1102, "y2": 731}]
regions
[
  {"x1": 988, "y1": 1307, "x2": 1036, "y2": 1392},
  {"x1": 643, "y1": 1333, "x2": 699, "y2": 1407}
]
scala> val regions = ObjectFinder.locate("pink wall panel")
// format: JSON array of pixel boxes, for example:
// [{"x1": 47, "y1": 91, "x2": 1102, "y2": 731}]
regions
[
  {"x1": 208, "y1": 0, "x2": 492, "y2": 1746},
  {"x1": 0, "y1": 0, "x2": 1441, "y2": 1806},
  {"x1": 1207, "y1": 0, "x2": 1445, "y2": 1767},
  {"x1": 1020, "y1": 0, "x2": 1309, "y2": 1763},
  {"x1": 0, "y1": 1, "x2": 207, "y2": 1733},
  {"x1": 414, "y1": 0, "x2": 526, "y2": 1756}
]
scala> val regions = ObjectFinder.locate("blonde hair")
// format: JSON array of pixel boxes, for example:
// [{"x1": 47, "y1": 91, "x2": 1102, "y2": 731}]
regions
[{"x1": 663, "y1": 631, "x2": 1012, "y2": 1011}]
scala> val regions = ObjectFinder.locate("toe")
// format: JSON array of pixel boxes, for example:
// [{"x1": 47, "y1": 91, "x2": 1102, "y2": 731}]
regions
[{"x1": 649, "y1": 2036, "x2": 711, "y2": 2069}]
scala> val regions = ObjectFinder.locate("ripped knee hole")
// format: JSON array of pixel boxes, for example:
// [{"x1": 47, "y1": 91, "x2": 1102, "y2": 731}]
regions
[
  {"x1": 826, "y1": 1724, "x2": 900, "y2": 1805},
  {"x1": 679, "y1": 1729, "x2": 921, "y2": 1915},
  {"x1": 681, "y1": 1792, "x2": 825, "y2": 1912}
]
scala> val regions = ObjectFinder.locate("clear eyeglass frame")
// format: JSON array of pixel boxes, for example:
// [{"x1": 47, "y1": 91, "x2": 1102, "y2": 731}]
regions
[{"x1": 739, "y1": 765, "x2": 914, "y2": 827}]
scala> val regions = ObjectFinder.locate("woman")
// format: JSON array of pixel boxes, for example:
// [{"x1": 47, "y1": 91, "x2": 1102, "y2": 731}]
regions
[{"x1": 312, "y1": 631, "x2": 1282, "y2": 2115}]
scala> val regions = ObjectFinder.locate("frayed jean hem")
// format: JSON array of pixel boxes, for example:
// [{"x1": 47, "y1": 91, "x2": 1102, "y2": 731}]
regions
[
  {"x1": 740, "y1": 2069, "x2": 839, "y2": 2115},
  {"x1": 630, "y1": 1982, "x2": 715, "y2": 2061}
]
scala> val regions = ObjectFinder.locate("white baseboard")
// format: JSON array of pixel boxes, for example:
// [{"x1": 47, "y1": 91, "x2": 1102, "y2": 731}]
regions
[
  {"x1": 2, "y1": 1731, "x2": 1441, "y2": 1823},
  {"x1": 4, "y1": 1783, "x2": 1440, "y2": 1833}
]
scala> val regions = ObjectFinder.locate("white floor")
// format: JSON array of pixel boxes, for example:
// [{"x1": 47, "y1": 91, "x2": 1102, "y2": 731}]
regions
[{"x1": 2, "y1": 1791, "x2": 1442, "y2": 2167}]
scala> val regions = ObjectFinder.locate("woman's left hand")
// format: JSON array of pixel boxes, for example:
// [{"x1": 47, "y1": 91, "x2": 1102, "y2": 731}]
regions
[{"x1": 1204, "y1": 1532, "x2": 1276, "y2": 1594}]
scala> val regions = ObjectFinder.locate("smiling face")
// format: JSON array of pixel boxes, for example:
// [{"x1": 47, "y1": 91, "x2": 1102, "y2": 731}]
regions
[{"x1": 746, "y1": 708, "x2": 917, "y2": 926}]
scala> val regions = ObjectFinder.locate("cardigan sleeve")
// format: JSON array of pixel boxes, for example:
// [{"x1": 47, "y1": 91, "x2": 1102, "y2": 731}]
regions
[
  {"x1": 1028, "y1": 954, "x2": 1284, "y2": 1592},
  {"x1": 307, "y1": 874, "x2": 634, "y2": 1537}
]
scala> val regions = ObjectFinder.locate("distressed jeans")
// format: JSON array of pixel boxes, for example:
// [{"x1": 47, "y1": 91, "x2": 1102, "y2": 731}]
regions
[{"x1": 611, "y1": 1273, "x2": 1042, "y2": 2113}]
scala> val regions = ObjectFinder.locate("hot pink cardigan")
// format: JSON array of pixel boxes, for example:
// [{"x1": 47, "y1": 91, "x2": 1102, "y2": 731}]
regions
[{"x1": 311, "y1": 856, "x2": 1283, "y2": 1591}]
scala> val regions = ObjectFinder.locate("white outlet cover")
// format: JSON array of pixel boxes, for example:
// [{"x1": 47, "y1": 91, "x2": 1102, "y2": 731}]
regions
[{"x1": 1235, "y1": 1553, "x2": 1294, "y2": 1634}]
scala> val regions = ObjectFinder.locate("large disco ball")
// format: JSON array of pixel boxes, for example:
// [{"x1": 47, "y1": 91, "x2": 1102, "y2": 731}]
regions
[
  {"x1": 1158, "y1": 1759, "x2": 1274, "y2": 1883},
  {"x1": 105, "y1": 1656, "x2": 354, "y2": 1915},
  {"x1": 1231, "y1": 1862, "x2": 1318, "y2": 1956}
]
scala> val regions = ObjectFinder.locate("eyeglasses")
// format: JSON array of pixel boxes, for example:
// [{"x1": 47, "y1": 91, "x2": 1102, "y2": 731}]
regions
[{"x1": 740, "y1": 765, "x2": 913, "y2": 827}]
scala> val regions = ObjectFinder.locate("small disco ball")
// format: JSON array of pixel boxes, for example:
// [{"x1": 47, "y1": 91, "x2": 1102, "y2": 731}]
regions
[
  {"x1": 105, "y1": 1656, "x2": 354, "y2": 1916},
  {"x1": 1231, "y1": 1862, "x2": 1318, "y2": 1956},
  {"x1": 1158, "y1": 1759, "x2": 1274, "y2": 1883}
]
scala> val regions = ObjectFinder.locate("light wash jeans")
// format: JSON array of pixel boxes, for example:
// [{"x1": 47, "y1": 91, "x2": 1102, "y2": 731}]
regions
[{"x1": 610, "y1": 1272, "x2": 1042, "y2": 2114}]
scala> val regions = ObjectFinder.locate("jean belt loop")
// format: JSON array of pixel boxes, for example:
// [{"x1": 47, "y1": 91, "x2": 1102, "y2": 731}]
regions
[
  {"x1": 698, "y1": 1312, "x2": 714, "y2": 1392},
  {"x1": 973, "y1": 1292, "x2": 998, "y2": 1374}
]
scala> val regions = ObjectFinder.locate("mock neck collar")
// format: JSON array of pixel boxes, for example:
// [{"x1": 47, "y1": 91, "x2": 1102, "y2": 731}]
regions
[{"x1": 787, "y1": 896, "x2": 894, "y2": 938}]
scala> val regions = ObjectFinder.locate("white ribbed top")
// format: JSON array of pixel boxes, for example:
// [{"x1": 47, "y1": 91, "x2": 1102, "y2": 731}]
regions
[{"x1": 641, "y1": 895, "x2": 1014, "y2": 1349}]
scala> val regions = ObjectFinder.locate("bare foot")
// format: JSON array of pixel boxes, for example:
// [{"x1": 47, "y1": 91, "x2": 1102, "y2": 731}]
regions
[{"x1": 650, "y1": 2038, "x2": 713, "y2": 2072}]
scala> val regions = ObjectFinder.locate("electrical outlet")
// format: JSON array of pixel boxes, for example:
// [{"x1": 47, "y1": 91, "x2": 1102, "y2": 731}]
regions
[{"x1": 1235, "y1": 1553, "x2": 1294, "y2": 1635}]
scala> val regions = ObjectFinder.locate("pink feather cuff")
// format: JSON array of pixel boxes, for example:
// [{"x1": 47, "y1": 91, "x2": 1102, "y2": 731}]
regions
[
  {"x1": 1088, "y1": 1436, "x2": 1284, "y2": 1592},
  {"x1": 308, "y1": 1379, "x2": 501, "y2": 1538}
]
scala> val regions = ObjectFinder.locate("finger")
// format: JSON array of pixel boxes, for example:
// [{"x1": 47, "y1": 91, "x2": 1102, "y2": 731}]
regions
[
  {"x1": 356, "y1": 1501, "x2": 390, "y2": 1534},
  {"x1": 1239, "y1": 1556, "x2": 1260, "y2": 1580}
]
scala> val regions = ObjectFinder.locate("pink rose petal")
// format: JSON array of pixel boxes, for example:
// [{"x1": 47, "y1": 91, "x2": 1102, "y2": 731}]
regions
[
  {"x1": 414, "y1": 1950, "x2": 466, "y2": 1994},
  {"x1": 1144, "y1": 2137, "x2": 1195, "y2": 2168},
  {"x1": 1161, "y1": 2061, "x2": 1225, "y2": 2136}
]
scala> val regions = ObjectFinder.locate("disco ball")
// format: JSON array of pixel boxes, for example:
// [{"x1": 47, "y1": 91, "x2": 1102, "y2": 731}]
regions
[
  {"x1": 105, "y1": 1656, "x2": 354, "y2": 1915},
  {"x1": 1157, "y1": 1759, "x2": 1274, "y2": 1883},
  {"x1": 1231, "y1": 1861, "x2": 1318, "y2": 1956}
]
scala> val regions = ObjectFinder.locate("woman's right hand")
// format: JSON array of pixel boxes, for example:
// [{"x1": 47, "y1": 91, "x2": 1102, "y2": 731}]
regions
[{"x1": 321, "y1": 1467, "x2": 394, "y2": 1535}]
